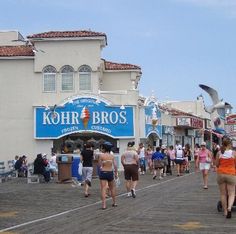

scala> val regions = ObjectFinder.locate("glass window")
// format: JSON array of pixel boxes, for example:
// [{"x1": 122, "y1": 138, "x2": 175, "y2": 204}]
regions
[
  {"x1": 79, "y1": 65, "x2": 91, "y2": 91},
  {"x1": 43, "y1": 65, "x2": 56, "y2": 92},
  {"x1": 61, "y1": 65, "x2": 74, "y2": 91}
]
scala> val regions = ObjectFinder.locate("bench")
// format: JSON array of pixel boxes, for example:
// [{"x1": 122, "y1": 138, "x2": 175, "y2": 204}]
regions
[
  {"x1": 0, "y1": 161, "x2": 15, "y2": 183},
  {"x1": 27, "y1": 163, "x2": 44, "y2": 184}
]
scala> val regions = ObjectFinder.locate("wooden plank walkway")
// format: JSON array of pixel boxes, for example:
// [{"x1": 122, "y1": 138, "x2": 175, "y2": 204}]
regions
[{"x1": 0, "y1": 169, "x2": 235, "y2": 233}]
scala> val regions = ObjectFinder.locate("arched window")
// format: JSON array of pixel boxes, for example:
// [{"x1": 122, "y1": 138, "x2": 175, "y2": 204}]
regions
[
  {"x1": 61, "y1": 65, "x2": 74, "y2": 91},
  {"x1": 79, "y1": 65, "x2": 91, "y2": 91},
  {"x1": 43, "y1": 65, "x2": 56, "y2": 92}
]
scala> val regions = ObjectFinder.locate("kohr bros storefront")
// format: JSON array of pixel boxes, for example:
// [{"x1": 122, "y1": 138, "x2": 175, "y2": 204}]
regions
[{"x1": 35, "y1": 95, "x2": 135, "y2": 154}]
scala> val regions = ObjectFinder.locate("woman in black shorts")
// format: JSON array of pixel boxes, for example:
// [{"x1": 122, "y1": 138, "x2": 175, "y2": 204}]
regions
[{"x1": 98, "y1": 142, "x2": 118, "y2": 210}]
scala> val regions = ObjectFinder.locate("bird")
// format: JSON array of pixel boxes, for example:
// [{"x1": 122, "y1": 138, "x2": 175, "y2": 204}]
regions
[{"x1": 199, "y1": 84, "x2": 232, "y2": 115}]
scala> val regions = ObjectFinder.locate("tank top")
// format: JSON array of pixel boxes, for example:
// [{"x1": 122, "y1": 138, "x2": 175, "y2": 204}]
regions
[
  {"x1": 124, "y1": 150, "x2": 137, "y2": 165},
  {"x1": 198, "y1": 149, "x2": 209, "y2": 163},
  {"x1": 217, "y1": 150, "x2": 236, "y2": 176}
]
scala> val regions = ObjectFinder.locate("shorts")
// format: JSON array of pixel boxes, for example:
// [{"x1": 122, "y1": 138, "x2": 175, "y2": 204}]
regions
[
  {"x1": 217, "y1": 174, "x2": 236, "y2": 185},
  {"x1": 99, "y1": 171, "x2": 114, "y2": 182},
  {"x1": 175, "y1": 159, "x2": 184, "y2": 165},
  {"x1": 199, "y1": 162, "x2": 210, "y2": 171},
  {"x1": 124, "y1": 164, "x2": 139, "y2": 181},
  {"x1": 82, "y1": 167, "x2": 93, "y2": 182}
]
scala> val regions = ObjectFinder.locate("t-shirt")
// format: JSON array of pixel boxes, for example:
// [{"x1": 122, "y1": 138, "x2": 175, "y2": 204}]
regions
[
  {"x1": 81, "y1": 149, "x2": 94, "y2": 167},
  {"x1": 138, "y1": 147, "x2": 145, "y2": 159},
  {"x1": 123, "y1": 149, "x2": 138, "y2": 165},
  {"x1": 152, "y1": 151, "x2": 164, "y2": 160},
  {"x1": 176, "y1": 149, "x2": 184, "y2": 160}
]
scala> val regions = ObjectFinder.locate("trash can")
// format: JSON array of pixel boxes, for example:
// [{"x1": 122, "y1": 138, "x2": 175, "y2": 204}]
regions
[
  {"x1": 71, "y1": 156, "x2": 82, "y2": 181},
  {"x1": 56, "y1": 154, "x2": 73, "y2": 183}
]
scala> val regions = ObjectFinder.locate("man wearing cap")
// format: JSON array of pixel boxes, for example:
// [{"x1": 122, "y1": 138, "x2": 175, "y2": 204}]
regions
[
  {"x1": 121, "y1": 142, "x2": 139, "y2": 198},
  {"x1": 196, "y1": 142, "x2": 213, "y2": 189}
]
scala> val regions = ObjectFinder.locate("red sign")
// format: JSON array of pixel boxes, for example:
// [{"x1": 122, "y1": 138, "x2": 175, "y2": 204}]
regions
[
  {"x1": 191, "y1": 118, "x2": 203, "y2": 129},
  {"x1": 226, "y1": 114, "x2": 236, "y2": 125}
]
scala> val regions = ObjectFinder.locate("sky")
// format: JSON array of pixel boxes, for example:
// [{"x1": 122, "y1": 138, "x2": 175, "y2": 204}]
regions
[{"x1": 1, "y1": 0, "x2": 236, "y2": 111}]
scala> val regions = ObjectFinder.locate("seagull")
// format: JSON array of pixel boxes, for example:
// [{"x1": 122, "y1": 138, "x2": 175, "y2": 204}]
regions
[{"x1": 199, "y1": 84, "x2": 232, "y2": 115}]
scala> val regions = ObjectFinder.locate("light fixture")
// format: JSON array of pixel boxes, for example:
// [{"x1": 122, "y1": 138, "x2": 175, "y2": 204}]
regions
[
  {"x1": 120, "y1": 105, "x2": 125, "y2": 110},
  {"x1": 68, "y1": 99, "x2": 73, "y2": 104}
]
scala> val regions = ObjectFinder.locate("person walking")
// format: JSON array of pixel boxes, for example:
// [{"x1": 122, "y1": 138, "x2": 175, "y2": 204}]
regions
[
  {"x1": 98, "y1": 142, "x2": 118, "y2": 209},
  {"x1": 183, "y1": 143, "x2": 192, "y2": 173},
  {"x1": 138, "y1": 143, "x2": 146, "y2": 175},
  {"x1": 152, "y1": 147, "x2": 164, "y2": 180},
  {"x1": 121, "y1": 142, "x2": 139, "y2": 198},
  {"x1": 212, "y1": 142, "x2": 220, "y2": 172},
  {"x1": 80, "y1": 143, "x2": 94, "y2": 197},
  {"x1": 146, "y1": 144, "x2": 154, "y2": 174},
  {"x1": 215, "y1": 138, "x2": 236, "y2": 218},
  {"x1": 196, "y1": 142, "x2": 212, "y2": 189},
  {"x1": 168, "y1": 145, "x2": 176, "y2": 170},
  {"x1": 175, "y1": 144, "x2": 185, "y2": 176},
  {"x1": 194, "y1": 143, "x2": 200, "y2": 172}
]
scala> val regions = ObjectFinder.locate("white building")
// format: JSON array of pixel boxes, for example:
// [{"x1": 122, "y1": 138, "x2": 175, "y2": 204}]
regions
[{"x1": 0, "y1": 30, "x2": 142, "y2": 163}]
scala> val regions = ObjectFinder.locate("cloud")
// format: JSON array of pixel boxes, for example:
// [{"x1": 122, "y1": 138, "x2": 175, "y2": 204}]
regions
[{"x1": 174, "y1": 0, "x2": 236, "y2": 18}]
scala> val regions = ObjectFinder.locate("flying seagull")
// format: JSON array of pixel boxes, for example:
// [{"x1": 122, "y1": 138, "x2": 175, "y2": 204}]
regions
[{"x1": 199, "y1": 84, "x2": 232, "y2": 114}]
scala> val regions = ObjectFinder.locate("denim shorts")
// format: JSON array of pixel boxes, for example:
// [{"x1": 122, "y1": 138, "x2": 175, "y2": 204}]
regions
[{"x1": 99, "y1": 171, "x2": 114, "y2": 182}]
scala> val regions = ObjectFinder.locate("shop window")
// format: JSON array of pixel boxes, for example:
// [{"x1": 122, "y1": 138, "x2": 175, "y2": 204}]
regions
[
  {"x1": 43, "y1": 65, "x2": 56, "y2": 92},
  {"x1": 79, "y1": 65, "x2": 91, "y2": 91},
  {"x1": 61, "y1": 65, "x2": 74, "y2": 91}
]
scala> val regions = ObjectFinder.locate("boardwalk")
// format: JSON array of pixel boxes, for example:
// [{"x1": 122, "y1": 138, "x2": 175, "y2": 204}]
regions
[{"x1": 0, "y1": 170, "x2": 235, "y2": 233}]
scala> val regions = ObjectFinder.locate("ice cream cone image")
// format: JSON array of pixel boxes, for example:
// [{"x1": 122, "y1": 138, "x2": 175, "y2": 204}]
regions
[
  {"x1": 80, "y1": 107, "x2": 90, "y2": 129},
  {"x1": 83, "y1": 118, "x2": 89, "y2": 129}
]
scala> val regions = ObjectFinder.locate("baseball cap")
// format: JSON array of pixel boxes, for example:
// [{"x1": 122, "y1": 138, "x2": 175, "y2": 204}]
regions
[{"x1": 201, "y1": 142, "x2": 206, "y2": 146}]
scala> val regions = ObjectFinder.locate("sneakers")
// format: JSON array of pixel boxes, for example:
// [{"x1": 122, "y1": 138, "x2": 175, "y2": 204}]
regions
[
  {"x1": 159, "y1": 176, "x2": 163, "y2": 180},
  {"x1": 153, "y1": 175, "x2": 157, "y2": 180},
  {"x1": 127, "y1": 192, "x2": 132, "y2": 197},
  {"x1": 131, "y1": 189, "x2": 136, "y2": 198}
]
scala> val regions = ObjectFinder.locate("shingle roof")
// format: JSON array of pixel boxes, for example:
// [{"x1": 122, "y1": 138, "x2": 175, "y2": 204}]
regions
[
  {"x1": 27, "y1": 30, "x2": 107, "y2": 40},
  {"x1": 104, "y1": 60, "x2": 141, "y2": 71},
  {"x1": 158, "y1": 105, "x2": 195, "y2": 117},
  {"x1": 0, "y1": 45, "x2": 34, "y2": 57}
]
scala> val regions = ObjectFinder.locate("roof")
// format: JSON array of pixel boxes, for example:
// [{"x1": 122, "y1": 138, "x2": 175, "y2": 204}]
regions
[
  {"x1": 0, "y1": 45, "x2": 34, "y2": 57},
  {"x1": 158, "y1": 105, "x2": 196, "y2": 117},
  {"x1": 104, "y1": 60, "x2": 141, "y2": 71},
  {"x1": 27, "y1": 30, "x2": 107, "y2": 40}
]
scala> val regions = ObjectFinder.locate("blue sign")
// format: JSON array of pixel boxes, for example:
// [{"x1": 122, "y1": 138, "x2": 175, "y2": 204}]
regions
[
  {"x1": 35, "y1": 97, "x2": 134, "y2": 139},
  {"x1": 145, "y1": 102, "x2": 162, "y2": 138}
]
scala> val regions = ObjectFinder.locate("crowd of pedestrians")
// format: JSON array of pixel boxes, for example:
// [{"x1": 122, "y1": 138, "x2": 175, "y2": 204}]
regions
[{"x1": 11, "y1": 138, "x2": 235, "y2": 219}]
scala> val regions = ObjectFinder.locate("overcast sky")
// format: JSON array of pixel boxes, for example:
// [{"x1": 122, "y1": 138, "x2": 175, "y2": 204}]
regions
[{"x1": 1, "y1": 0, "x2": 236, "y2": 110}]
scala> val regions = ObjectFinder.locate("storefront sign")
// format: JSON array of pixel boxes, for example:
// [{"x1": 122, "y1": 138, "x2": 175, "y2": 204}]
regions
[
  {"x1": 191, "y1": 118, "x2": 204, "y2": 129},
  {"x1": 176, "y1": 117, "x2": 203, "y2": 129},
  {"x1": 162, "y1": 126, "x2": 174, "y2": 135},
  {"x1": 176, "y1": 117, "x2": 191, "y2": 126},
  {"x1": 226, "y1": 114, "x2": 236, "y2": 125},
  {"x1": 145, "y1": 102, "x2": 162, "y2": 138},
  {"x1": 35, "y1": 97, "x2": 134, "y2": 139}
]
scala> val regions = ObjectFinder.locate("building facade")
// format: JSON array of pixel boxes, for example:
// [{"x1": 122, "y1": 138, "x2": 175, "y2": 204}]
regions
[{"x1": 0, "y1": 30, "x2": 142, "y2": 163}]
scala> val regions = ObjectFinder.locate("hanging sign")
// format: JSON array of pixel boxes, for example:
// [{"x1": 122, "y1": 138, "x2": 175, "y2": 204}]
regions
[
  {"x1": 35, "y1": 97, "x2": 134, "y2": 139},
  {"x1": 145, "y1": 102, "x2": 162, "y2": 138}
]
